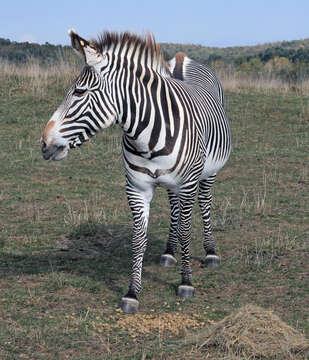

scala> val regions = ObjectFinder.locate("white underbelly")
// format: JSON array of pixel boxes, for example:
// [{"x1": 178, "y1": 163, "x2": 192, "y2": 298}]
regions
[
  {"x1": 199, "y1": 156, "x2": 227, "y2": 180},
  {"x1": 155, "y1": 172, "x2": 181, "y2": 189}
]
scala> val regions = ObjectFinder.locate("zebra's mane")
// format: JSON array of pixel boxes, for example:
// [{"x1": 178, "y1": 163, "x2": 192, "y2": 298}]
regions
[{"x1": 92, "y1": 31, "x2": 171, "y2": 76}]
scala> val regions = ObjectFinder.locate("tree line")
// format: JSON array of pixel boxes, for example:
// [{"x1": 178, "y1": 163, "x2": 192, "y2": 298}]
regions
[
  {"x1": 1, "y1": 36, "x2": 309, "y2": 82},
  {"x1": 0, "y1": 38, "x2": 75, "y2": 64}
]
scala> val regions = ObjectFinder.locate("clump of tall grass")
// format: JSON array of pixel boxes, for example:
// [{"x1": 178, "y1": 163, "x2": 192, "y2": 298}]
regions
[
  {"x1": 0, "y1": 58, "x2": 80, "y2": 97},
  {"x1": 199, "y1": 305, "x2": 309, "y2": 359},
  {"x1": 216, "y1": 67, "x2": 309, "y2": 94},
  {"x1": 1, "y1": 58, "x2": 309, "y2": 96}
]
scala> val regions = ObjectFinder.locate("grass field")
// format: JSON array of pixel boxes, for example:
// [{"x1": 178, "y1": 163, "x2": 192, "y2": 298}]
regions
[{"x1": 0, "y1": 66, "x2": 308, "y2": 359}]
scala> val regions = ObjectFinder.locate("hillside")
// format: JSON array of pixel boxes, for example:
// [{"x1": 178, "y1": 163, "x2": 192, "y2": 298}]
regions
[
  {"x1": 1, "y1": 36, "x2": 309, "y2": 82},
  {"x1": 161, "y1": 37, "x2": 309, "y2": 64},
  {"x1": 1, "y1": 36, "x2": 309, "y2": 65},
  {"x1": 0, "y1": 38, "x2": 74, "y2": 64}
]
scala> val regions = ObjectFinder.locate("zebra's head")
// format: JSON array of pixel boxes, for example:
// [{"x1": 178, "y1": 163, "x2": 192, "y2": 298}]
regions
[{"x1": 41, "y1": 29, "x2": 117, "y2": 161}]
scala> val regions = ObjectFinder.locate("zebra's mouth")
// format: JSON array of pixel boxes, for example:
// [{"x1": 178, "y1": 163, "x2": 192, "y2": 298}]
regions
[
  {"x1": 51, "y1": 146, "x2": 69, "y2": 161},
  {"x1": 41, "y1": 143, "x2": 69, "y2": 161}
]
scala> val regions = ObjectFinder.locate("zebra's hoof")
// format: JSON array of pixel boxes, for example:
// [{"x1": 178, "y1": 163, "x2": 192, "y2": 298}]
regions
[
  {"x1": 160, "y1": 254, "x2": 177, "y2": 267},
  {"x1": 204, "y1": 255, "x2": 220, "y2": 267},
  {"x1": 120, "y1": 297, "x2": 139, "y2": 313},
  {"x1": 177, "y1": 285, "x2": 195, "y2": 299}
]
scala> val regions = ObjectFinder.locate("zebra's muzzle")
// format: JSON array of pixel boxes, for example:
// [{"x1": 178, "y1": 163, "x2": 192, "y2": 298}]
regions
[{"x1": 41, "y1": 141, "x2": 68, "y2": 161}]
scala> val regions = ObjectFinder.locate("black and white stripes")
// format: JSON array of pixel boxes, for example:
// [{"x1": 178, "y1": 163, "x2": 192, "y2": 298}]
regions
[{"x1": 41, "y1": 30, "x2": 232, "y2": 312}]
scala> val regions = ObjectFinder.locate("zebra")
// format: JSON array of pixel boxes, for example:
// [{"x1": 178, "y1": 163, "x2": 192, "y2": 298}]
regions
[{"x1": 41, "y1": 29, "x2": 232, "y2": 313}]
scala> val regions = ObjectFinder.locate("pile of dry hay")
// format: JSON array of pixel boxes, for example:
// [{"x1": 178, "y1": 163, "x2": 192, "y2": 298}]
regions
[
  {"x1": 93, "y1": 311, "x2": 207, "y2": 339},
  {"x1": 200, "y1": 305, "x2": 309, "y2": 359}
]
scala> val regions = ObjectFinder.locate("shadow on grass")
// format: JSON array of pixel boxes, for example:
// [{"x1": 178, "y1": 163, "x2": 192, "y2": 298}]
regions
[{"x1": 0, "y1": 223, "x2": 166, "y2": 296}]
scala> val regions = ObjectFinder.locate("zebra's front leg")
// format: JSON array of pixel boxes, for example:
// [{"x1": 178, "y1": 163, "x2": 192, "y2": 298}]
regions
[
  {"x1": 198, "y1": 175, "x2": 220, "y2": 267},
  {"x1": 160, "y1": 189, "x2": 179, "y2": 267},
  {"x1": 120, "y1": 183, "x2": 153, "y2": 313},
  {"x1": 177, "y1": 185, "x2": 197, "y2": 299}
]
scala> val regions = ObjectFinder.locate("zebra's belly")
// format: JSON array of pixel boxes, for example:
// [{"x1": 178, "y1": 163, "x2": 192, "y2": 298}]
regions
[
  {"x1": 199, "y1": 156, "x2": 228, "y2": 180},
  {"x1": 123, "y1": 149, "x2": 184, "y2": 190},
  {"x1": 155, "y1": 172, "x2": 181, "y2": 190},
  {"x1": 123, "y1": 150, "x2": 228, "y2": 193},
  {"x1": 126, "y1": 165, "x2": 182, "y2": 192}
]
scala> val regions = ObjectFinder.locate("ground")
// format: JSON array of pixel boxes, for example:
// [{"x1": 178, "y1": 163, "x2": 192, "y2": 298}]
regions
[{"x1": 0, "y1": 69, "x2": 308, "y2": 359}]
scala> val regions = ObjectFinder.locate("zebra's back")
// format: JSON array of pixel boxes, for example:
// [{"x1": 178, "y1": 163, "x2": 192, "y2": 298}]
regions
[{"x1": 168, "y1": 52, "x2": 225, "y2": 109}]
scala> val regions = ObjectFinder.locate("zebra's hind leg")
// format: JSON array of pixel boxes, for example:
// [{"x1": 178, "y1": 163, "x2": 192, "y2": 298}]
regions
[
  {"x1": 120, "y1": 181, "x2": 153, "y2": 313},
  {"x1": 198, "y1": 175, "x2": 220, "y2": 267},
  {"x1": 177, "y1": 184, "x2": 197, "y2": 299},
  {"x1": 160, "y1": 189, "x2": 178, "y2": 267}
]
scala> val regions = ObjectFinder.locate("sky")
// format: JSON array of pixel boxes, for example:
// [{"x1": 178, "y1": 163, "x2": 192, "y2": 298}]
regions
[{"x1": 1, "y1": 0, "x2": 309, "y2": 48}]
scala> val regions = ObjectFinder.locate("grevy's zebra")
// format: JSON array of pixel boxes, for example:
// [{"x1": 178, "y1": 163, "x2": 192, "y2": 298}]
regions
[{"x1": 41, "y1": 29, "x2": 232, "y2": 313}]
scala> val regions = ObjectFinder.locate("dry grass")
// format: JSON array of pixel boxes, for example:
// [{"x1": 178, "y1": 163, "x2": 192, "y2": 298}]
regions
[
  {"x1": 220, "y1": 74, "x2": 293, "y2": 94},
  {"x1": 199, "y1": 305, "x2": 309, "y2": 359},
  {"x1": 0, "y1": 59, "x2": 79, "y2": 97},
  {"x1": 214, "y1": 68, "x2": 309, "y2": 95},
  {"x1": 64, "y1": 196, "x2": 106, "y2": 227},
  {"x1": 2, "y1": 59, "x2": 309, "y2": 96},
  {"x1": 92, "y1": 311, "x2": 207, "y2": 340}
]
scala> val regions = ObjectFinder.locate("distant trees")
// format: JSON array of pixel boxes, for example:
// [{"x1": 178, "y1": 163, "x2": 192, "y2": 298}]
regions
[
  {"x1": 0, "y1": 38, "x2": 75, "y2": 64},
  {"x1": 161, "y1": 40, "x2": 309, "y2": 82},
  {"x1": 233, "y1": 47, "x2": 309, "y2": 82},
  {"x1": 1, "y1": 36, "x2": 309, "y2": 83}
]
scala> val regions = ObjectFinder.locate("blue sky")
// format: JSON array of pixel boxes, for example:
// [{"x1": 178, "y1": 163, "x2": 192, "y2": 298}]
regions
[{"x1": 1, "y1": 0, "x2": 309, "y2": 47}]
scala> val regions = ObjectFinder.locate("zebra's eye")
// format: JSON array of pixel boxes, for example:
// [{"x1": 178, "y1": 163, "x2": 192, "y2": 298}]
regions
[{"x1": 74, "y1": 88, "x2": 87, "y2": 96}]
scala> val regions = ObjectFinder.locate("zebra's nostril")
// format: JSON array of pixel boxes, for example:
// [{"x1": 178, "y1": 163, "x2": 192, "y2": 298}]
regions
[{"x1": 41, "y1": 140, "x2": 47, "y2": 152}]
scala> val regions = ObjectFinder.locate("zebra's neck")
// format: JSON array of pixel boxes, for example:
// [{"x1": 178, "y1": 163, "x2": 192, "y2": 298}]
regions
[
  {"x1": 109, "y1": 45, "x2": 172, "y2": 156},
  {"x1": 117, "y1": 68, "x2": 169, "y2": 157},
  {"x1": 91, "y1": 37, "x2": 172, "y2": 156}
]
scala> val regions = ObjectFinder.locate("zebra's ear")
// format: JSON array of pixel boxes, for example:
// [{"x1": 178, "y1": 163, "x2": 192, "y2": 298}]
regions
[
  {"x1": 68, "y1": 29, "x2": 104, "y2": 70},
  {"x1": 68, "y1": 28, "x2": 89, "y2": 59}
]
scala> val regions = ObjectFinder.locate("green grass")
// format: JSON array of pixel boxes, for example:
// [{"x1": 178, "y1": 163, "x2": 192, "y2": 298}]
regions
[{"x1": 0, "y1": 71, "x2": 308, "y2": 359}]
